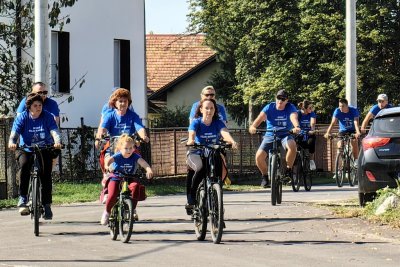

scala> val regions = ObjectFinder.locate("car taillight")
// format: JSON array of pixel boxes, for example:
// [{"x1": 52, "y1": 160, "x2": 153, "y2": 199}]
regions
[
  {"x1": 362, "y1": 137, "x2": 391, "y2": 151},
  {"x1": 365, "y1": 171, "x2": 376, "y2": 181}
]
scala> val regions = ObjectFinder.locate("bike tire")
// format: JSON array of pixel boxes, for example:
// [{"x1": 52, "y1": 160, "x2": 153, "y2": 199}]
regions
[
  {"x1": 335, "y1": 152, "x2": 344, "y2": 187},
  {"x1": 270, "y1": 154, "x2": 278, "y2": 206},
  {"x1": 119, "y1": 198, "x2": 134, "y2": 243},
  {"x1": 348, "y1": 156, "x2": 356, "y2": 187},
  {"x1": 303, "y1": 157, "x2": 312, "y2": 191},
  {"x1": 32, "y1": 177, "x2": 40, "y2": 237},
  {"x1": 277, "y1": 181, "x2": 282, "y2": 204},
  {"x1": 194, "y1": 186, "x2": 207, "y2": 241},
  {"x1": 291, "y1": 154, "x2": 301, "y2": 192},
  {"x1": 109, "y1": 205, "x2": 119, "y2": 240},
  {"x1": 210, "y1": 183, "x2": 223, "y2": 244}
]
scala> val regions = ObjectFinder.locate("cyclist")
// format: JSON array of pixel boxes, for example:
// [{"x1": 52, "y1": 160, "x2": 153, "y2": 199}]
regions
[
  {"x1": 297, "y1": 100, "x2": 317, "y2": 170},
  {"x1": 16, "y1": 82, "x2": 60, "y2": 125},
  {"x1": 186, "y1": 98, "x2": 237, "y2": 213},
  {"x1": 95, "y1": 88, "x2": 149, "y2": 180},
  {"x1": 101, "y1": 134, "x2": 153, "y2": 225},
  {"x1": 8, "y1": 93, "x2": 62, "y2": 219},
  {"x1": 360, "y1": 93, "x2": 392, "y2": 134},
  {"x1": 189, "y1": 85, "x2": 228, "y2": 124},
  {"x1": 324, "y1": 98, "x2": 361, "y2": 163},
  {"x1": 249, "y1": 89, "x2": 301, "y2": 188}
]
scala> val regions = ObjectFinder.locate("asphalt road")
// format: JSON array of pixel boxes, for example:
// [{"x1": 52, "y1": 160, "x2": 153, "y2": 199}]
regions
[{"x1": 0, "y1": 185, "x2": 399, "y2": 266}]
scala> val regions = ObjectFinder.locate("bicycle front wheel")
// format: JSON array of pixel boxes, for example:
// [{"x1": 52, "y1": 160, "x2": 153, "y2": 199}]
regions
[
  {"x1": 270, "y1": 154, "x2": 278, "y2": 206},
  {"x1": 119, "y1": 198, "x2": 134, "y2": 243},
  {"x1": 348, "y1": 156, "x2": 357, "y2": 187},
  {"x1": 109, "y1": 205, "x2": 119, "y2": 240},
  {"x1": 194, "y1": 186, "x2": 207, "y2": 241},
  {"x1": 303, "y1": 157, "x2": 312, "y2": 191},
  {"x1": 32, "y1": 177, "x2": 40, "y2": 237},
  {"x1": 335, "y1": 152, "x2": 345, "y2": 187},
  {"x1": 210, "y1": 183, "x2": 223, "y2": 244}
]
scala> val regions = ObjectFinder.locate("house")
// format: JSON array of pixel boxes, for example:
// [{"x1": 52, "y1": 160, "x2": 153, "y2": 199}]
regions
[
  {"x1": 25, "y1": 0, "x2": 147, "y2": 128},
  {"x1": 146, "y1": 34, "x2": 230, "y2": 124}
]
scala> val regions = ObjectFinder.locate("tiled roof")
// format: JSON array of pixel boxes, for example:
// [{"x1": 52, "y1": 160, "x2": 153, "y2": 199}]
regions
[{"x1": 146, "y1": 34, "x2": 216, "y2": 92}]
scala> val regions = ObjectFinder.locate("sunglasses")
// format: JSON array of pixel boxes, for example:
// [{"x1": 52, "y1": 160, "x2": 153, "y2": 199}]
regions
[
  {"x1": 377, "y1": 100, "x2": 385, "y2": 103},
  {"x1": 277, "y1": 96, "x2": 287, "y2": 101},
  {"x1": 37, "y1": 91, "x2": 48, "y2": 95},
  {"x1": 204, "y1": 93, "x2": 215, "y2": 97}
]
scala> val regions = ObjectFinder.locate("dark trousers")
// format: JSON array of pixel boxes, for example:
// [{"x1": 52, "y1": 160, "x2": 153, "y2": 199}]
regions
[
  {"x1": 298, "y1": 134, "x2": 316, "y2": 154},
  {"x1": 16, "y1": 149, "x2": 53, "y2": 205}
]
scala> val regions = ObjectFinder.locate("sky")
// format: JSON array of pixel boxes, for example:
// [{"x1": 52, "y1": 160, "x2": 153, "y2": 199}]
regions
[{"x1": 145, "y1": 0, "x2": 190, "y2": 34}]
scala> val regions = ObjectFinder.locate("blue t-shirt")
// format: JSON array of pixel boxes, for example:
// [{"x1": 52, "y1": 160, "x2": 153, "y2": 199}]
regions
[
  {"x1": 189, "y1": 101, "x2": 228, "y2": 122},
  {"x1": 17, "y1": 97, "x2": 60, "y2": 118},
  {"x1": 298, "y1": 111, "x2": 316, "y2": 131},
  {"x1": 369, "y1": 103, "x2": 392, "y2": 116},
  {"x1": 11, "y1": 110, "x2": 59, "y2": 150},
  {"x1": 333, "y1": 106, "x2": 360, "y2": 132},
  {"x1": 261, "y1": 102, "x2": 298, "y2": 138},
  {"x1": 101, "y1": 102, "x2": 135, "y2": 117},
  {"x1": 188, "y1": 118, "x2": 226, "y2": 145},
  {"x1": 101, "y1": 109, "x2": 144, "y2": 137},
  {"x1": 109, "y1": 152, "x2": 141, "y2": 181}
]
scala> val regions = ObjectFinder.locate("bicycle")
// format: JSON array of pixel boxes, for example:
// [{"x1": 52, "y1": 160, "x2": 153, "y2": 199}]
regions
[
  {"x1": 17, "y1": 144, "x2": 62, "y2": 236},
  {"x1": 257, "y1": 129, "x2": 292, "y2": 206},
  {"x1": 108, "y1": 172, "x2": 143, "y2": 243},
  {"x1": 186, "y1": 141, "x2": 231, "y2": 244},
  {"x1": 329, "y1": 133, "x2": 357, "y2": 187},
  {"x1": 292, "y1": 130, "x2": 315, "y2": 192}
]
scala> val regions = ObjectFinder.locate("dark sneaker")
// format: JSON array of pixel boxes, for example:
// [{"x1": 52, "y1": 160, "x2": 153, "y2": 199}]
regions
[
  {"x1": 185, "y1": 203, "x2": 194, "y2": 215},
  {"x1": 19, "y1": 207, "x2": 30, "y2": 216},
  {"x1": 43, "y1": 204, "x2": 53, "y2": 220},
  {"x1": 260, "y1": 175, "x2": 270, "y2": 188},
  {"x1": 283, "y1": 168, "x2": 292, "y2": 183},
  {"x1": 17, "y1": 195, "x2": 27, "y2": 207}
]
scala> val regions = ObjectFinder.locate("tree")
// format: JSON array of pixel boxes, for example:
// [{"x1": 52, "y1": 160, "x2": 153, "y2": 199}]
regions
[
  {"x1": 188, "y1": 0, "x2": 400, "y2": 124},
  {"x1": 0, "y1": 0, "x2": 78, "y2": 116}
]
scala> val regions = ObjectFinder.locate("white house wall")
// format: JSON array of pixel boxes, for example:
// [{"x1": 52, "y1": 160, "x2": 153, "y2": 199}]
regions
[{"x1": 46, "y1": 0, "x2": 146, "y2": 127}]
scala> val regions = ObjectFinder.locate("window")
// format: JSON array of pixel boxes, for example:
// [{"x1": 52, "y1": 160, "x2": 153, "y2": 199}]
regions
[
  {"x1": 51, "y1": 31, "x2": 70, "y2": 93},
  {"x1": 114, "y1": 39, "x2": 130, "y2": 90}
]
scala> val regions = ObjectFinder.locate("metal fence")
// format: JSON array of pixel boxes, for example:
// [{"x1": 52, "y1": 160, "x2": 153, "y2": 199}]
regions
[{"x1": 0, "y1": 118, "x2": 340, "y2": 199}]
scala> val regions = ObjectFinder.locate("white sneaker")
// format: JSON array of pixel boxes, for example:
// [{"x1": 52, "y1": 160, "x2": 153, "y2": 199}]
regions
[
  {"x1": 100, "y1": 211, "x2": 110, "y2": 225},
  {"x1": 102, "y1": 194, "x2": 108, "y2": 204},
  {"x1": 354, "y1": 159, "x2": 358, "y2": 168},
  {"x1": 332, "y1": 174, "x2": 337, "y2": 180},
  {"x1": 310, "y1": 160, "x2": 316, "y2": 171}
]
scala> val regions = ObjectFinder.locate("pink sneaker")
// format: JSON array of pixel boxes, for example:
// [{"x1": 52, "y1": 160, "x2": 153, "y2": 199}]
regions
[{"x1": 100, "y1": 211, "x2": 110, "y2": 225}]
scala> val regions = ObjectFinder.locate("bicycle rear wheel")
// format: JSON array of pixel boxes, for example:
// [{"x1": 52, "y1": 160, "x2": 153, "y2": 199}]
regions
[
  {"x1": 109, "y1": 205, "x2": 119, "y2": 240},
  {"x1": 194, "y1": 185, "x2": 207, "y2": 241},
  {"x1": 210, "y1": 183, "x2": 223, "y2": 244},
  {"x1": 32, "y1": 177, "x2": 40, "y2": 236},
  {"x1": 270, "y1": 154, "x2": 278, "y2": 206},
  {"x1": 348, "y1": 156, "x2": 357, "y2": 187},
  {"x1": 119, "y1": 198, "x2": 134, "y2": 243},
  {"x1": 335, "y1": 152, "x2": 345, "y2": 187},
  {"x1": 291, "y1": 154, "x2": 301, "y2": 192}
]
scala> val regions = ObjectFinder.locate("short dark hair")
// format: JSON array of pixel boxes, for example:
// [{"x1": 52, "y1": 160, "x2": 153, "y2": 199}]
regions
[
  {"x1": 32, "y1": 81, "x2": 47, "y2": 89},
  {"x1": 25, "y1": 93, "x2": 44, "y2": 110},
  {"x1": 339, "y1": 98, "x2": 348, "y2": 105}
]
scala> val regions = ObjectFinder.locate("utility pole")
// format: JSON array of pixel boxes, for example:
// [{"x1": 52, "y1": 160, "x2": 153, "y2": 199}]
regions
[
  {"x1": 34, "y1": 0, "x2": 49, "y2": 83},
  {"x1": 346, "y1": 0, "x2": 357, "y2": 107}
]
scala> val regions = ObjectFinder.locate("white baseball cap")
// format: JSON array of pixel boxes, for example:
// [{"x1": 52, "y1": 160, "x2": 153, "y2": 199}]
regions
[{"x1": 377, "y1": 94, "x2": 388, "y2": 101}]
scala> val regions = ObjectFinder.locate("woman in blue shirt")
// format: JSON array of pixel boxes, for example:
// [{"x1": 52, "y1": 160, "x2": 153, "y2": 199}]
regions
[
  {"x1": 8, "y1": 93, "x2": 62, "y2": 219},
  {"x1": 297, "y1": 100, "x2": 317, "y2": 170},
  {"x1": 185, "y1": 98, "x2": 237, "y2": 212}
]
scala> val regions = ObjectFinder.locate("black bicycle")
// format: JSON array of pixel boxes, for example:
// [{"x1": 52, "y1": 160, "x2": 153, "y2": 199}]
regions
[
  {"x1": 186, "y1": 141, "x2": 231, "y2": 244},
  {"x1": 292, "y1": 130, "x2": 314, "y2": 192},
  {"x1": 108, "y1": 173, "x2": 143, "y2": 243},
  {"x1": 17, "y1": 144, "x2": 61, "y2": 236},
  {"x1": 330, "y1": 133, "x2": 357, "y2": 187}
]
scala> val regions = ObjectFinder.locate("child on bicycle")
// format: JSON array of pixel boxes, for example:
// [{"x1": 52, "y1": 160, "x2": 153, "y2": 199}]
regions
[{"x1": 100, "y1": 134, "x2": 153, "y2": 225}]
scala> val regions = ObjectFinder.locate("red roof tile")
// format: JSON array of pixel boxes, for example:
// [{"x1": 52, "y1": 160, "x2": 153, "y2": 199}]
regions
[{"x1": 146, "y1": 34, "x2": 216, "y2": 92}]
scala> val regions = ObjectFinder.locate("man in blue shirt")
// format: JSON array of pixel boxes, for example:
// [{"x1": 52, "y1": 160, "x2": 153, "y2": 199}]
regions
[
  {"x1": 324, "y1": 98, "x2": 361, "y2": 161},
  {"x1": 189, "y1": 85, "x2": 227, "y2": 124},
  {"x1": 16, "y1": 82, "x2": 60, "y2": 126},
  {"x1": 360, "y1": 93, "x2": 392, "y2": 134},
  {"x1": 249, "y1": 89, "x2": 301, "y2": 187}
]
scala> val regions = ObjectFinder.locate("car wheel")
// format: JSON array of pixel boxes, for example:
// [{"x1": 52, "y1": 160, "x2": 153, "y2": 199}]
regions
[{"x1": 359, "y1": 192, "x2": 377, "y2": 207}]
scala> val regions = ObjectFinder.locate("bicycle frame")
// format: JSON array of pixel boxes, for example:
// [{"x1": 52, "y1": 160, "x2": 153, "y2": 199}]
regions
[{"x1": 333, "y1": 134, "x2": 357, "y2": 187}]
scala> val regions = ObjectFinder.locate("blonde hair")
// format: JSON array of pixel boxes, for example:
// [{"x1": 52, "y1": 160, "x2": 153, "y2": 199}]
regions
[
  {"x1": 114, "y1": 134, "x2": 135, "y2": 153},
  {"x1": 201, "y1": 85, "x2": 215, "y2": 95}
]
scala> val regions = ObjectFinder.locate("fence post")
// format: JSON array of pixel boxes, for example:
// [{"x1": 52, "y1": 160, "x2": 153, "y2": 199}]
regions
[{"x1": 173, "y1": 129, "x2": 177, "y2": 175}]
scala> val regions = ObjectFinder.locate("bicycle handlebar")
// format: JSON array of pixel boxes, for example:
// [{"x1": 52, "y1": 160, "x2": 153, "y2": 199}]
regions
[{"x1": 16, "y1": 144, "x2": 65, "y2": 150}]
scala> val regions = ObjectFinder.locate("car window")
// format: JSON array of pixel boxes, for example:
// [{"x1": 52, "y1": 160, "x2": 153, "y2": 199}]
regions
[{"x1": 372, "y1": 116, "x2": 400, "y2": 133}]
